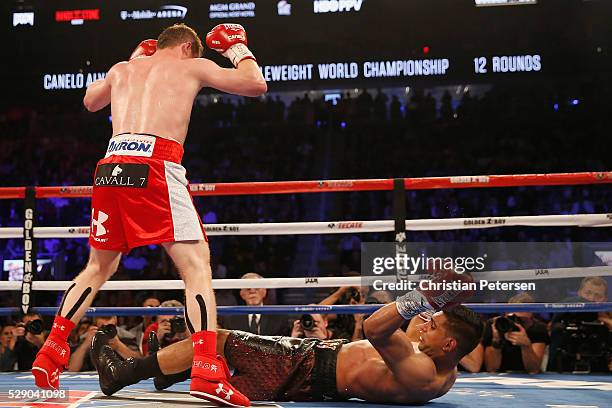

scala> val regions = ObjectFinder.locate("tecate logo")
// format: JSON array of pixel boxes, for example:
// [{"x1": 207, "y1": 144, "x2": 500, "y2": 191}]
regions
[{"x1": 313, "y1": 0, "x2": 364, "y2": 13}]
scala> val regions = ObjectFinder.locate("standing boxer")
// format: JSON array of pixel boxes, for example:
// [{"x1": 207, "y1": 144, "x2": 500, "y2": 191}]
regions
[{"x1": 32, "y1": 23, "x2": 265, "y2": 407}]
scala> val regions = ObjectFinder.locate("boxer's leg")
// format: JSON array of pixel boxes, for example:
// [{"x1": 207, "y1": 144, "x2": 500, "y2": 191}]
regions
[
  {"x1": 163, "y1": 240, "x2": 250, "y2": 406},
  {"x1": 94, "y1": 330, "x2": 233, "y2": 395},
  {"x1": 58, "y1": 248, "x2": 122, "y2": 323},
  {"x1": 162, "y1": 240, "x2": 216, "y2": 333},
  {"x1": 154, "y1": 329, "x2": 230, "y2": 374},
  {"x1": 33, "y1": 248, "x2": 121, "y2": 389}
]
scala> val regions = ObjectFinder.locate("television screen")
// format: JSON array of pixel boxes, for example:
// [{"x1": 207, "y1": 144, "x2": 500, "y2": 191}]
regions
[{"x1": 3, "y1": 259, "x2": 53, "y2": 281}]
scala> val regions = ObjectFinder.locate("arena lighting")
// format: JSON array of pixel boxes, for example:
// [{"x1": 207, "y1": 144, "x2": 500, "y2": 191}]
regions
[{"x1": 571, "y1": 99, "x2": 580, "y2": 106}]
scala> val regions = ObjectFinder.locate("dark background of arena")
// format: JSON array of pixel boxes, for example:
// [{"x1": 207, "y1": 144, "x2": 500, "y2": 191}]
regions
[{"x1": 0, "y1": 0, "x2": 611, "y2": 311}]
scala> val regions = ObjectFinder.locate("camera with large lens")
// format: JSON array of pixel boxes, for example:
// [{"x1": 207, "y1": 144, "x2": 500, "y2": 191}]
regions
[
  {"x1": 24, "y1": 319, "x2": 44, "y2": 335},
  {"x1": 495, "y1": 314, "x2": 522, "y2": 334},
  {"x1": 165, "y1": 316, "x2": 187, "y2": 339},
  {"x1": 99, "y1": 324, "x2": 117, "y2": 339},
  {"x1": 300, "y1": 314, "x2": 315, "y2": 330}
]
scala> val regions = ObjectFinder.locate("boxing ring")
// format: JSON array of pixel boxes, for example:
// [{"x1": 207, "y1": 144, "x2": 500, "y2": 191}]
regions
[{"x1": 0, "y1": 171, "x2": 611, "y2": 407}]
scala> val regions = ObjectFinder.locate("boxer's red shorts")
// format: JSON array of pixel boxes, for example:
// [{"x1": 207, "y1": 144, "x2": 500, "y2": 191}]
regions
[{"x1": 88, "y1": 133, "x2": 206, "y2": 253}]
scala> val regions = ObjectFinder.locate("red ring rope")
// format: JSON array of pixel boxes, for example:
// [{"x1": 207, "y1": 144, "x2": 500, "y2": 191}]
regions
[{"x1": 0, "y1": 171, "x2": 609, "y2": 199}]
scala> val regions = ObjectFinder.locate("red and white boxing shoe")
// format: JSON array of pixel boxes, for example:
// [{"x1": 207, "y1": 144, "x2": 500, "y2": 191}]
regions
[
  {"x1": 32, "y1": 315, "x2": 75, "y2": 389},
  {"x1": 189, "y1": 331, "x2": 250, "y2": 407}
]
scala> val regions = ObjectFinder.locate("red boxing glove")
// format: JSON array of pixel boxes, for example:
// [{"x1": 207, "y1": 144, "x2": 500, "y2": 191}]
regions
[
  {"x1": 205, "y1": 23, "x2": 256, "y2": 67},
  {"x1": 422, "y1": 268, "x2": 475, "y2": 310},
  {"x1": 130, "y1": 39, "x2": 157, "y2": 60}
]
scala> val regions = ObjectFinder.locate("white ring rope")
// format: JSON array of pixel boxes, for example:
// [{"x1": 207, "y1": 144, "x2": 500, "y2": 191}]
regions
[
  {"x1": 0, "y1": 214, "x2": 610, "y2": 239},
  {"x1": 0, "y1": 266, "x2": 609, "y2": 291}
]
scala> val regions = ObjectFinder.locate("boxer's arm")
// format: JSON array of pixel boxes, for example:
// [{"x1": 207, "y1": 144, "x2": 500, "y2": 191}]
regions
[
  {"x1": 83, "y1": 64, "x2": 121, "y2": 112},
  {"x1": 363, "y1": 303, "x2": 436, "y2": 388},
  {"x1": 191, "y1": 58, "x2": 266, "y2": 97},
  {"x1": 83, "y1": 79, "x2": 110, "y2": 112}
]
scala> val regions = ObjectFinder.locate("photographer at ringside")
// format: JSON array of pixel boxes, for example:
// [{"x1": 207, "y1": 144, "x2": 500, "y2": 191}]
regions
[
  {"x1": 142, "y1": 300, "x2": 190, "y2": 356},
  {"x1": 318, "y1": 285, "x2": 368, "y2": 341},
  {"x1": 483, "y1": 293, "x2": 548, "y2": 374},
  {"x1": 10, "y1": 313, "x2": 46, "y2": 371},
  {"x1": 290, "y1": 311, "x2": 333, "y2": 340},
  {"x1": 548, "y1": 276, "x2": 611, "y2": 373},
  {"x1": 68, "y1": 316, "x2": 141, "y2": 372}
]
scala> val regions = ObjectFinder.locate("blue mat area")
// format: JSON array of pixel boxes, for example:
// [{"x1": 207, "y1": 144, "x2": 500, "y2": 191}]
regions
[{"x1": 0, "y1": 371, "x2": 610, "y2": 407}]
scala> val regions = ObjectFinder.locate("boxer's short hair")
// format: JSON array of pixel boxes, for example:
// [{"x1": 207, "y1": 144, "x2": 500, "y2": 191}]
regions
[
  {"x1": 158, "y1": 23, "x2": 203, "y2": 58},
  {"x1": 443, "y1": 306, "x2": 483, "y2": 358}
]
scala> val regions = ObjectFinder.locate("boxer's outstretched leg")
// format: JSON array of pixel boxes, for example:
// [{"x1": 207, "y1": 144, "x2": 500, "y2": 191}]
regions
[
  {"x1": 33, "y1": 248, "x2": 121, "y2": 389},
  {"x1": 163, "y1": 241, "x2": 250, "y2": 407},
  {"x1": 93, "y1": 330, "x2": 233, "y2": 395}
]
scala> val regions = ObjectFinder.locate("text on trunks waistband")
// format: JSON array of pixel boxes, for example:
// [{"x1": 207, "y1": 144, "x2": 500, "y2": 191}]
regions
[{"x1": 105, "y1": 134, "x2": 156, "y2": 158}]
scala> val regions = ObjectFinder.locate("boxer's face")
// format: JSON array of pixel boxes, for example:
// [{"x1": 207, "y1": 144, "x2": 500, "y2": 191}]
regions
[{"x1": 417, "y1": 312, "x2": 453, "y2": 357}]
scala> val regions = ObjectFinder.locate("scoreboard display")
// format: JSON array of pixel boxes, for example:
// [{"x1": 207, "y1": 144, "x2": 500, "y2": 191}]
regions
[{"x1": 5, "y1": 0, "x2": 610, "y2": 98}]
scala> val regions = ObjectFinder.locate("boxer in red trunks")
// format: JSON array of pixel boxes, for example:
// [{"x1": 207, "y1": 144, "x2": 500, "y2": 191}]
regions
[{"x1": 32, "y1": 23, "x2": 266, "y2": 407}]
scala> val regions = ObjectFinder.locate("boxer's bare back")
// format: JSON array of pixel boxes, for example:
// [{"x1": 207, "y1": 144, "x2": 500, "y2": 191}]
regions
[{"x1": 84, "y1": 49, "x2": 266, "y2": 144}]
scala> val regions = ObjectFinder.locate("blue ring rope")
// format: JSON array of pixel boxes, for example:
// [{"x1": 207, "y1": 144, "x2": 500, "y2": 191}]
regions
[{"x1": 0, "y1": 302, "x2": 609, "y2": 316}]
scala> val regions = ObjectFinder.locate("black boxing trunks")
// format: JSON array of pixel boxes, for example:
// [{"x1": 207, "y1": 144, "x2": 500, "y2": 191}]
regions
[{"x1": 224, "y1": 330, "x2": 347, "y2": 401}]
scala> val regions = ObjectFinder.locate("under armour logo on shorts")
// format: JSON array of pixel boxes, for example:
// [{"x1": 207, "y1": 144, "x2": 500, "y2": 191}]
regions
[{"x1": 91, "y1": 209, "x2": 109, "y2": 236}]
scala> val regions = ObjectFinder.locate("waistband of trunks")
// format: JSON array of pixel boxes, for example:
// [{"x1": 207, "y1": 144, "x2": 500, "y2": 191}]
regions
[
  {"x1": 312, "y1": 339, "x2": 347, "y2": 401},
  {"x1": 106, "y1": 133, "x2": 184, "y2": 163}
]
